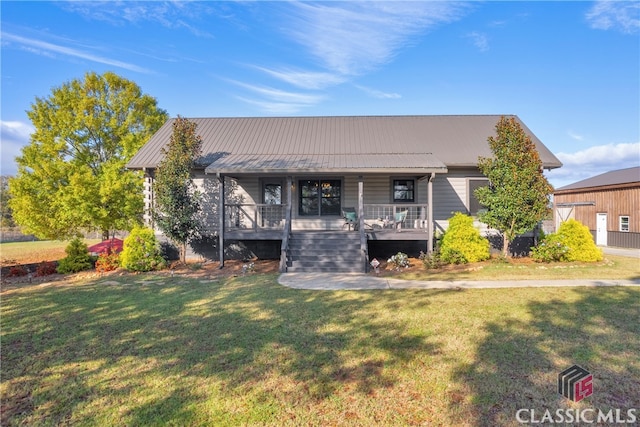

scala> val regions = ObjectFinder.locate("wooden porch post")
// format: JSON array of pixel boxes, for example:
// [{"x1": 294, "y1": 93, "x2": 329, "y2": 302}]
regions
[
  {"x1": 218, "y1": 174, "x2": 225, "y2": 268},
  {"x1": 358, "y1": 176, "x2": 368, "y2": 272},
  {"x1": 279, "y1": 176, "x2": 293, "y2": 273},
  {"x1": 427, "y1": 173, "x2": 435, "y2": 254}
]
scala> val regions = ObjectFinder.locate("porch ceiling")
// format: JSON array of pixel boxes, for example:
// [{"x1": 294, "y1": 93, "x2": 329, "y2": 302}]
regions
[{"x1": 204, "y1": 153, "x2": 448, "y2": 175}]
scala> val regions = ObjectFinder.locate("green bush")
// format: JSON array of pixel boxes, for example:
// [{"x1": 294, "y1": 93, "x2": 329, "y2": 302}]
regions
[
  {"x1": 419, "y1": 250, "x2": 443, "y2": 270},
  {"x1": 120, "y1": 227, "x2": 166, "y2": 272},
  {"x1": 532, "y1": 219, "x2": 602, "y2": 263},
  {"x1": 387, "y1": 252, "x2": 410, "y2": 271},
  {"x1": 57, "y1": 238, "x2": 94, "y2": 274},
  {"x1": 440, "y1": 212, "x2": 490, "y2": 264}
]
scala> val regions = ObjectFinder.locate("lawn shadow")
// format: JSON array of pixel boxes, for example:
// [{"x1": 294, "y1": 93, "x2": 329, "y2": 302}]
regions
[
  {"x1": 450, "y1": 285, "x2": 640, "y2": 426},
  {"x1": 2, "y1": 274, "x2": 444, "y2": 425}
]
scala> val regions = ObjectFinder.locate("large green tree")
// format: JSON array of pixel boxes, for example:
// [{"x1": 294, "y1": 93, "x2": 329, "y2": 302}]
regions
[
  {"x1": 9, "y1": 71, "x2": 168, "y2": 240},
  {"x1": 152, "y1": 117, "x2": 203, "y2": 263},
  {"x1": 475, "y1": 116, "x2": 554, "y2": 256}
]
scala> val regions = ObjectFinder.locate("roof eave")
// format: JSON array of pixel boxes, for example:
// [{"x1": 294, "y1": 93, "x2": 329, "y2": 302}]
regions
[{"x1": 205, "y1": 167, "x2": 449, "y2": 175}]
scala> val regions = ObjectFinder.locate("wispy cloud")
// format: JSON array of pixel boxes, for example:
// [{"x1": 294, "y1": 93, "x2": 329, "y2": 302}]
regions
[
  {"x1": 280, "y1": 1, "x2": 472, "y2": 76},
  {"x1": 465, "y1": 31, "x2": 489, "y2": 52},
  {"x1": 585, "y1": 1, "x2": 640, "y2": 34},
  {"x1": 2, "y1": 31, "x2": 151, "y2": 74},
  {"x1": 354, "y1": 85, "x2": 401, "y2": 99},
  {"x1": 252, "y1": 66, "x2": 346, "y2": 90},
  {"x1": 227, "y1": 79, "x2": 325, "y2": 114},
  {"x1": 61, "y1": 1, "x2": 218, "y2": 38},
  {"x1": 1, "y1": 121, "x2": 34, "y2": 176},
  {"x1": 567, "y1": 130, "x2": 584, "y2": 141},
  {"x1": 546, "y1": 142, "x2": 640, "y2": 188}
]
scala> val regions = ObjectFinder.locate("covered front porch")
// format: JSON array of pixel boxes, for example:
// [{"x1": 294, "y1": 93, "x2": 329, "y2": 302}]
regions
[{"x1": 214, "y1": 175, "x2": 440, "y2": 273}]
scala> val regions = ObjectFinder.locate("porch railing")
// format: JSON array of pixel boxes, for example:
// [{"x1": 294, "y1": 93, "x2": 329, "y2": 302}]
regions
[
  {"x1": 225, "y1": 204, "x2": 286, "y2": 231},
  {"x1": 362, "y1": 204, "x2": 429, "y2": 231},
  {"x1": 223, "y1": 203, "x2": 428, "y2": 232}
]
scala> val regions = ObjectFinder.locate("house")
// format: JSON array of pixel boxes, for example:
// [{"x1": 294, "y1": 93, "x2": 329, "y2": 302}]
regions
[
  {"x1": 127, "y1": 115, "x2": 562, "y2": 272},
  {"x1": 554, "y1": 166, "x2": 640, "y2": 249}
]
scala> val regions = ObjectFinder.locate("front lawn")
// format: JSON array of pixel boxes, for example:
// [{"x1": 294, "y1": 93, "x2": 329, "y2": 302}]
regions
[{"x1": 2, "y1": 274, "x2": 639, "y2": 426}]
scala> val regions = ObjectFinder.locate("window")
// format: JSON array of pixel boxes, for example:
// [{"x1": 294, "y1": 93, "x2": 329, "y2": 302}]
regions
[
  {"x1": 299, "y1": 179, "x2": 341, "y2": 216},
  {"x1": 263, "y1": 183, "x2": 282, "y2": 204},
  {"x1": 468, "y1": 179, "x2": 490, "y2": 216},
  {"x1": 393, "y1": 179, "x2": 415, "y2": 203},
  {"x1": 620, "y1": 216, "x2": 630, "y2": 232}
]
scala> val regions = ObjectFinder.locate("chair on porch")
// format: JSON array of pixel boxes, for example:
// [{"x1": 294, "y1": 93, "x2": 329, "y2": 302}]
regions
[
  {"x1": 393, "y1": 210, "x2": 408, "y2": 232},
  {"x1": 342, "y1": 207, "x2": 358, "y2": 231}
]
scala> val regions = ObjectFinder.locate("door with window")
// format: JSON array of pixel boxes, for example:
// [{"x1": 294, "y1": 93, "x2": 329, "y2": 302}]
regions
[
  {"x1": 262, "y1": 181, "x2": 283, "y2": 227},
  {"x1": 299, "y1": 179, "x2": 341, "y2": 216}
]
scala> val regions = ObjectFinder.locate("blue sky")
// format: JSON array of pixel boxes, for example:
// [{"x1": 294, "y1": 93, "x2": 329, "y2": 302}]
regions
[{"x1": 1, "y1": 1, "x2": 639, "y2": 188}]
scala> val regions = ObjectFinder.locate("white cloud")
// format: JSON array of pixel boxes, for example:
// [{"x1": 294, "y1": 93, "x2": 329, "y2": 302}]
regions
[
  {"x1": 585, "y1": 1, "x2": 640, "y2": 34},
  {"x1": 567, "y1": 130, "x2": 584, "y2": 141},
  {"x1": 2, "y1": 31, "x2": 151, "y2": 74},
  {"x1": 546, "y1": 142, "x2": 640, "y2": 188},
  {"x1": 227, "y1": 79, "x2": 325, "y2": 114},
  {"x1": 354, "y1": 85, "x2": 401, "y2": 99},
  {"x1": 1, "y1": 121, "x2": 34, "y2": 176},
  {"x1": 465, "y1": 31, "x2": 489, "y2": 52},
  {"x1": 253, "y1": 66, "x2": 346, "y2": 90},
  {"x1": 281, "y1": 1, "x2": 471, "y2": 76},
  {"x1": 61, "y1": 1, "x2": 217, "y2": 37}
]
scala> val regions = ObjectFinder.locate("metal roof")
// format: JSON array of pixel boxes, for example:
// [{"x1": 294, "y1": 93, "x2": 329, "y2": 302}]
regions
[
  {"x1": 555, "y1": 166, "x2": 640, "y2": 192},
  {"x1": 127, "y1": 115, "x2": 562, "y2": 173}
]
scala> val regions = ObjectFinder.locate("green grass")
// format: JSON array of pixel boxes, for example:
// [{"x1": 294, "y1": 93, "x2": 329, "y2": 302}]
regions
[
  {"x1": 2, "y1": 274, "x2": 639, "y2": 426},
  {"x1": 398, "y1": 254, "x2": 640, "y2": 281}
]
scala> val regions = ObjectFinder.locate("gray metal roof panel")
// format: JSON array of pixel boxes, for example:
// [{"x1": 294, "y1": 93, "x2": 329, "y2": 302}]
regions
[
  {"x1": 127, "y1": 115, "x2": 562, "y2": 170},
  {"x1": 556, "y1": 166, "x2": 640, "y2": 191}
]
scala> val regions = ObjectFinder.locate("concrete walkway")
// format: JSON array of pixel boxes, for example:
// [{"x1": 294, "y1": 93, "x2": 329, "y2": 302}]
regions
[
  {"x1": 278, "y1": 273, "x2": 640, "y2": 290},
  {"x1": 279, "y1": 246, "x2": 640, "y2": 290}
]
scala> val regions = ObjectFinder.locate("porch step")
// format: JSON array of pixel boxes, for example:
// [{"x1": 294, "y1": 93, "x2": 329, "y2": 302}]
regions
[{"x1": 286, "y1": 232, "x2": 365, "y2": 273}]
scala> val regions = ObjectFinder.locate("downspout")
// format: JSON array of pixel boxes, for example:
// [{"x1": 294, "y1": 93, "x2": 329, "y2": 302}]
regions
[{"x1": 217, "y1": 173, "x2": 225, "y2": 269}]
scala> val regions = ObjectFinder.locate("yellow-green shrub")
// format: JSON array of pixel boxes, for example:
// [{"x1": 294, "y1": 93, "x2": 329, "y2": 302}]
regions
[
  {"x1": 120, "y1": 226, "x2": 166, "y2": 272},
  {"x1": 532, "y1": 219, "x2": 602, "y2": 262},
  {"x1": 440, "y1": 212, "x2": 491, "y2": 264}
]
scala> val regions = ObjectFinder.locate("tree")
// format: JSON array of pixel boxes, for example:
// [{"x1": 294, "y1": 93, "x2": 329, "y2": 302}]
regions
[
  {"x1": 8, "y1": 71, "x2": 168, "y2": 240},
  {"x1": 152, "y1": 117, "x2": 203, "y2": 263},
  {"x1": 475, "y1": 116, "x2": 554, "y2": 257},
  {"x1": 0, "y1": 176, "x2": 15, "y2": 228}
]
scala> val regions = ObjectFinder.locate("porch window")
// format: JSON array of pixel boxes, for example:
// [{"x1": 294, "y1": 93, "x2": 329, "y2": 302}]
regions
[
  {"x1": 263, "y1": 183, "x2": 282, "y2": 204},
  {"x1": 393, "y1": 179, "x2": 415, "y2": 203},
  {"x1": 299, "y1": 179, "x2": 341, "y2": 216},
  {"x1": 468, "y1": 179, "x2": 489, "y2": 216},
  {"x1": 620, "y1": 216, "x2": 630, "y2": 232}
]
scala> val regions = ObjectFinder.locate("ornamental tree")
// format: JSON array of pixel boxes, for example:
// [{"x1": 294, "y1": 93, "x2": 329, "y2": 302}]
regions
[
  {"x1": 152, "y1": 117, "x2": 203, "y2": 263},
  {"x1": 9, "y1": 71, "x2": 167, "y2": 240},
  {"x1": 475, "y1": 116, "x2": 554, "y2": 256}
]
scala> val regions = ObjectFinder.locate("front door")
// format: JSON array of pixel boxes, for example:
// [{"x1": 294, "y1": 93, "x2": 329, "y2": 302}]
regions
[
  {"x1": 262, "y1": 181, "x2": 283, "y2": 227},
  {"x1": 596, "y1": 213, "x2": 607, "y2": 246}
]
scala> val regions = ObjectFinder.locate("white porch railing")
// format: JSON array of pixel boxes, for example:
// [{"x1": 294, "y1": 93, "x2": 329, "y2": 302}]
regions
[
  {"x1": 225, "y1": 204, "x2": 286, "y2": 231},
  {"x1": 224, "y1": 203, "x2": 429, "y2": 232},
  {"x1": 362, "y1": 204, "x2": 429, "y2": 231}
]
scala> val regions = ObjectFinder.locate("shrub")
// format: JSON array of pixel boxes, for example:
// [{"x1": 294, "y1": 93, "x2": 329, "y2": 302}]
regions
[
  {"x1": 36, "y1": 261, "x2": 58, "y2": 277},
  {"x1": 387, "y1": 252, "x2": 410, "y2": 271},
  {"x1": 95, "y1": 251, "x2": 120, "y2": 273},
  {"x1": 120, "y1": 226, "x2": 166, "y2": 272},
  {"x1": 419, "y1": 250, "x2": 443, "y2": 270},
  {"x1": 531, "y1": 233, "x2": 569, "y2": 262},
  {"x1": 57, "y1": 238, "x2": 94, "y2": 274},
  {"x1": 8, "y1": 265, "x2": 29, "y2": 277},
  {"x1": 532, "y1": 219, "x2": 602, "y2": 263},
  {"x1": 439, "y1": 212, "x2": 490, "y2": 264}
]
